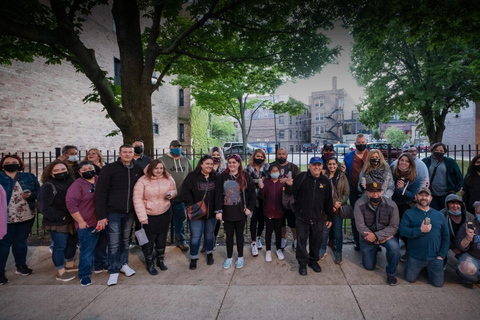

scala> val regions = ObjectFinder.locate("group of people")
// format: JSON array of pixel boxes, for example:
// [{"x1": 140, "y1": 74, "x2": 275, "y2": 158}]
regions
[{"x1": 0, "y1": 134, "x2": 479, "y2": 289}]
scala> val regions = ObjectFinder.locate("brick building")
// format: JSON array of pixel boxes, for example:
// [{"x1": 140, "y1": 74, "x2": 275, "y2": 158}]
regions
[{"x1": 0, "y1": 4, "x2": 190, "y2": 155}]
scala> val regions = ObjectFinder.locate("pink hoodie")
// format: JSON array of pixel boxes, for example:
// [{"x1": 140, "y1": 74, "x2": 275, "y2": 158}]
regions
[{"x1": 0, "y1": 185, "x2": 7, "y2": 240}]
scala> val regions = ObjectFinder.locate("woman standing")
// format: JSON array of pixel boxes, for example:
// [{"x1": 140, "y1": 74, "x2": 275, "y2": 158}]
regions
[
  {"x1": 66, "y1": 162, "x2": 107, "y2": 286},
  {"x1": 462, "y1": 154, "x2": 480, "y2": 214},
  {"x1": 133, "y1": 159, "x2": 176, "y2": 275},
  {"x1": 258, "y1": 165, "x2": 284, "y2": 262},
  {"x1": 245, "y1": 149, "x2": 269, "y2": 256},
  {"x1": 215, "y1": 154, "x2": 256, "y2": 269},
  {"x1": 0, "y1": 155, "x2": 40, "y2": 285},
  {"x1": 319, "y1": 157, "x2": 349, "y2": 264},
  {"x1": 38, "y1": 160, "x2": 78, "y2": 282},
  {"x1": 209, "y1": 147, "x2": 227, "y2": 174},
  {"x1": 181, "y1": 155, "x2": 217, "y2": 269},
  {"x1": 83, "y1": 148, "x2": 105, "y2": 175},
  {"x1": 358, "y1": 149, "x2": 395, "y2": 198}
]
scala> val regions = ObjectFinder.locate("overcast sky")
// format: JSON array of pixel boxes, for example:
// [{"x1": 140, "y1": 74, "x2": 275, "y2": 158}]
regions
[{"x1": 275, "y1": 22, "x2": 365, "y2": 105}]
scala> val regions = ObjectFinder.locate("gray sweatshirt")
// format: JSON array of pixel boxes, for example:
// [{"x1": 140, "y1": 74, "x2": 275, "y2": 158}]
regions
[{"x1": 159, "y1": 153, "x2": 192, "y2": 202}]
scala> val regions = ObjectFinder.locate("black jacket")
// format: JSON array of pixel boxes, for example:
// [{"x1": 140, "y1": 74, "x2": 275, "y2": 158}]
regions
[
  {"x1": 38, "y1": 177, "x2": 74, "y2": 226},
  {"x1": 287, "y1": 171, "x2": 334, "y2": 223},
  {"x1": 215, "y1": 172, "x2": 256, "y2": 222},
  {"x1": 180, "y1": 171, "x2": 217, "y2": 219},
  {"x1": 95, "y1": 159, "x2": 144, "y2": 220}
]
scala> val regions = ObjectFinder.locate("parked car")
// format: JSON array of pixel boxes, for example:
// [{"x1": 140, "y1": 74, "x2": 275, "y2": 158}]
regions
[
  {"x1": 223, "y1": 142, "x2": 255, "y2": 158},
  {"x1": 302, "y1": 143, "x2": 318, "y2": 152},
  {"x1": 251, "y1": 144, "x2": 269, "y2": 153},
  {"x1": 333, "y1": 144, "x2": 350, "y2": 156},
  {"x1": 414, "y1": 142, "x2": 430, "y2": 152},
  {"x1": 366, "y1": 143, "x2": 401, "y2": 161}
]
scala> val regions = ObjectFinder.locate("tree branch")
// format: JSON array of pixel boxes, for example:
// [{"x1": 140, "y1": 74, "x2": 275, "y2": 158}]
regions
[
  {"x1": 174, "y1": 48, "x2": 274, "y2": 62},
  {"x1": 144, "y1": 3, "x2": 164, "y2": 82},
  {"x1": 68, "y1": 0, "x2": 90, "y2": 22},
  {"x1": 0, "y1": 17, "x2": 59, "y2": 45},
  {"x1": 247, "y1": 100, "x2": 264, "y2": 137}
]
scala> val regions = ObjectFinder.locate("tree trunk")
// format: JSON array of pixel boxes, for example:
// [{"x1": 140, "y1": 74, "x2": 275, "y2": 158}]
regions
[
  {"x1": 239, "y1": 98, "x2": 249, "y2": 156},
  {"x1": 422, "y1": 107, "x2": 447, "y2": 144}
]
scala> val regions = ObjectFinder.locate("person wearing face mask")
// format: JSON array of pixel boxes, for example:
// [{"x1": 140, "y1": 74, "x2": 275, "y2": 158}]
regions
[
  {"x1": 66, "y1": 162, "x2": 107, "y2": 286},
  {"x1": 38, "y1": 160, "x2": 78, "y2": 282},
  {"x1": 58, "y1": 145, "x2": 79, "y2": 177},
  {"x1": 321, "y1": 143, "x2": 335, "y2": 164},
  {"x1": 358, "y1": 149, "x2": 395, "y2": 198},
  {"x1": 270, "y1": 148, "x2": 300, "y2": 251},
  {"x1": 245, "y1": 149, "x2": 269, "y2": 256},
  {"x1": 0, "y1": 155, "x2": 40, "y2": 285},
  {"x1": 159, "y1": 140, "x2": 192, "y2": 252},
  {"x1": 132, "y1": 139, "x2": 153, "y2": 170},
  {"x1": 399, "y1": 187, "x2": 449, "y2": 287},
  {"x1": 422, "y1": 142, "x2": 463, "y2": 211},
  {"x1": 208, "y1": 147, "x2": 227, "y2": 174},
  {"x1": 455, "y1": 201, "x2": 480, "y2": 288},
  {"x1": 344, "y1": 134, "x2": 369, "y2": 250},
  {"x1": 462, "y1": 154, "x2": 480, "y2": 215},
  {"x1": 354, "y1": 182, "x2": 400, "y2": 285}
]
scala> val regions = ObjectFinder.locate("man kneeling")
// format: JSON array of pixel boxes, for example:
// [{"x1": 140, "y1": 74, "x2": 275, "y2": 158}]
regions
[{"x1": 354, "y1": 182, "x2": 400, "y2": 286}]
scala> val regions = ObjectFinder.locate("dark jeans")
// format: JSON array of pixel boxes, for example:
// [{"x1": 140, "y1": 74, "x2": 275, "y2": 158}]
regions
[
  {"x1": 0, "y1": 218, "x2": 34, "y2": 272},
  {"x1": 142, "y1": 211, "x2": 171, "y2": 260},
  {"x1": 349, "y1": 191, "x2": 362, "y2": 246},
  {"x1": 77, "y1": 227, "x2": 99, "y2": 279},
  {"x1": 395, "y1": 203, "x2": 411, "y2": 250},
  {"x1": 265, "y1": 217, "x2": 282, "y2": 251},
  {"x1": 296, "y1": 218, "x2": 324, "y2": 264},
  {"x1": 430, "y1": 194, "x2": 448, "y2": 211},
  {"x1": 405, "y1": 255, "x2": 444, "y2": 287},
  {"x1": 224, "y1": 220, "x2": 246, "y2": 258},
  {"x1": 359, "y1": 237, "x2": 400, "y2": 276},
  {"x1": 189, "y1": 217, "x2": 216, "y2": 259},
  {"x1": 250, "y1": 200, "x2": 265, "y2": 240},
  {"x1": 170, "y1": 201, "x2": 186, "y2": 245},
  {"x1": 321, "y1": 215, "x2": 343, "y2": 254},
  {"x1": 49, "y1": 231, "x2": 78, "y2": 270},
  {"x1": 94, "y1": 229, "x2": 108, "y2": 271},
  {"x1": 107, "y1": 212, "x2": 134, "y2": 274}
]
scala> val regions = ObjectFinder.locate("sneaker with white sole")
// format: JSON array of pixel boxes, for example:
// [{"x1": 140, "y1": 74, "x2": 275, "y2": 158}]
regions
[
  {"x1": 80, "y1": 277, "x2": 92, "y2": 287},
  {"x1": 265, "y1": 250, "x2": 272, "y2": 262},
  {"x1": 94, "y1": 269, "x2": 107, "y2": 274},
  {"x1": 15, "y1": 265, "x2": 33, "y2": 276},
  {"x1": 251, "y1": 243, "x2": 259, "y2": 256},
  {"x1": 120, "y1": 264, "x2": 135, "y2": 277},
  {"x1": 223, "y1": 258, "x2": 233, "y2": 269},
  {"x1": 280, "y1": 238, "x2": 287, "y2": 250},
  {"x1": 256, "y1": 237, "x2": 263, "y2": 250},
  {"x1": 276, "y1": 249, "x2": 285, "y2": 260},
  {"x1": 107, "y1": 273, "x2": 119, "y2": 286},
  {"x1": 235, "y1": 257, "x2": 244, "y2": 269},
  {"x1": 56, "y1": 272, "x2": 75, "y2": 282}
]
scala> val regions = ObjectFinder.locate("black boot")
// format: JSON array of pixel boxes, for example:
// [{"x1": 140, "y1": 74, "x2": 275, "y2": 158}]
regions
[
  {"x1": 207, "y1": 253, "x2": 214, "y2": 265},
  {"x1": 142, "y1": 245, "x2": 158, "y2": 275},
  {"x1": 189, "y1": 259, "x2": 198, "y2": 270},
  {"x1": 156, "y1": 248, "x2": 168, "y2": 271}
]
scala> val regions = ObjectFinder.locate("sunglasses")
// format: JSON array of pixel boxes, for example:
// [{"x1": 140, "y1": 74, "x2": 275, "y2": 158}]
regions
[
  {"x1": 227, "y1": 154, "x2": 242, "y2": 162},
  {"x1": 89, "y1": 183, "x2": 95, "y2": 193}
]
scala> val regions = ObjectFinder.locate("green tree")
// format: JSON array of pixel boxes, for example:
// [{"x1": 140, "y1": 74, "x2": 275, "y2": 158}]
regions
[
  {"x1": 372, "y1": 128, "x2": 380, "y2": 141},
  {"x1": 0, "y1": 0, "x2": 339, "y2": 151},
  {"x1": 211, "y1": 115, "x2": 236, "y2": 147},
  {"x1": 384, "y1": 127, "x2": 410, "y2": 149},
  {"x1": 346, "y1": 0, "x2": 480, "y2": 143},
  {"x1": 190, "y1": 103, "x2": 209, "y2": 154}
]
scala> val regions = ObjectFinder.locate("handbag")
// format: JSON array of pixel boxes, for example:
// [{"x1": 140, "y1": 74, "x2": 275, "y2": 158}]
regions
[
  {"x1": 338, "y1": 204, "x2": 353, "y2": 220},
  {"x1": 135, "y1": 225, "x2": 149, "y2": 246},
  {"x1": 187, "y1": 179, "x2": 209, "y2": 220}
]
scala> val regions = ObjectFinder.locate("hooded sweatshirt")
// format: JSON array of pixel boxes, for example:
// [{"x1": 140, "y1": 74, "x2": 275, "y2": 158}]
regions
[
  {"x1": 159, "y1": 153, "x2": 192, "y2": 202},
  {"x1": 439, "y1": 194, "x2": 475, "y2": 250}
]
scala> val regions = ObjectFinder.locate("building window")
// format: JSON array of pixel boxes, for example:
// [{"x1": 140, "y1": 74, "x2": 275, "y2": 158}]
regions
[
  {"x1": 289, "y1": 130, "x2": 293, "y2": 139},
  {"x1": 315, "y1": 113, "x2": 319, "y2": 121},
  {"x1": 290, "y1": 145, "x2": 294, "y2": 152},
  {"x1": 179, "y1": 123, "x2": 185, "y2": 142},
  {"x1": 315, "y1": 127, "x2": 320, "y2": 135},
  {"x1": 320, "y1": 112, "x2": 324, "y2": 121},
  {"x1": 321, "y1": 126, "x2": 324, "y2": 133},
  {"x1": 114, "y1": 58, "x2": 121, "y2": 86},
  {"x1": 153, "y1": 119, "x2": 159, "y2": 134},
  {"x1": 279, "y1": 130, "x2": 285, "y2": 139},
  {"x1": 279, "y1": 116, "x2": 284, "y2": 124},
  {"x1": 289, "y1": 116, "x2": 293, "y2": 125},
  {"x1": 179, "y1": 89, "x2": 184, "y2": 107},
  {"x1": 314, "y1": 99, "x2": 324, "y2": 108}
]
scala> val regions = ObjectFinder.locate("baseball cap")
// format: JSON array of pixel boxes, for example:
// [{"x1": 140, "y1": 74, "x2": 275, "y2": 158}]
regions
[
  {"x1": 170, "y1": 140, "x2": 182, "y2": 147},
  {"x1": 309, "y1": 156, "x2": 323, "y2": 165},
  {"x1": 366, "y1": 182, "x2": 382, "y2": 192},
  {"x1": 417, "y1": 187, "x2": 431, "y2": 196},
  {"x1": 323, "y1": 143, "x2": 334, "y2": 151}
]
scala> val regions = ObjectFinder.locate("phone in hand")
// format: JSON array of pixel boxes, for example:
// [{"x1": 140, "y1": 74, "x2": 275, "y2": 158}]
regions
[
  {"x1": 22, "y1": 189, "x2": 31, "y2": 194},
  {"x1": 467, "y1": 222, "x2": 474, "y2": 230}
]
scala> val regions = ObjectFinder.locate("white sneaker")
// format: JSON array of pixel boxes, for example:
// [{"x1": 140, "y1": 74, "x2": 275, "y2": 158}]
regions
[
  {"x1": 251, "y1": 243, "x2": 258, "y2": 256},
  {"x1": 281, "y1": 238, "x2": 287, "y2": 250},
  {"x1": 107, "y1": 273, "x2": 119, "y2": 286},
  {"x1": 256, "y1": 237, "x2": 263, "y2": 249},
  {"x1": 276, "y1": 249, "x2": 285, "y2": 260},
  {"x1": 265, "y1": 250, "x2": 272, "y2": 262},
  {"x1": 120, "y1": 264, "x2": 135, "y2": 277}
]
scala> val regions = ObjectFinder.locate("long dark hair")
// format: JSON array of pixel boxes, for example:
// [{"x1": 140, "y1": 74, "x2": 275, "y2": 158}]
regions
[
  {"x1": 194, "y1": 155, "x2": 215, "y2": 175},
  {"x1": 224, "y1": 154, "x2": 246, "y2": 190},
  {"x1": 41, "y1": 160, "x2": 71, "y2": 183},
  {"x1": 464, "y1": 154, "x2": 480, "y2": 188},
  {"x1": 393, "y1": 153, "x2": 417, "y2": 182}
]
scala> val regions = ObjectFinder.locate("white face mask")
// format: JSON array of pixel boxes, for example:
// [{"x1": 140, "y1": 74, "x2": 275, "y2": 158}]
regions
[{"x1": 68, "y1": 155, "x2": 79, "y2": 162}]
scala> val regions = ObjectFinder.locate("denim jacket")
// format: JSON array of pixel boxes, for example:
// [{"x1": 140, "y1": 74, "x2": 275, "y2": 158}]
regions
[{"x1": 0, "y1": 172, "x2": 40, "y2": 211}]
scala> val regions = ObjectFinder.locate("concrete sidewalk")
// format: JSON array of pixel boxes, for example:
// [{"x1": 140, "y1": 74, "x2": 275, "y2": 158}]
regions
[{"x1": 1, "y1": 244, "x2": 479, "y2": 320}]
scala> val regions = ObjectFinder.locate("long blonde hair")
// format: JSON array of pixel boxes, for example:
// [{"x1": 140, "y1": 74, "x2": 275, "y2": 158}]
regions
[
  {"x1": 362, "y1": 149, "x2": 389, "y2": 174},
  {"x1": 83, "y1": 148, "x2": 105, "y2": 167},
  {"x1": 248, "y1": 149, "x2": 266, "y2": 167}
]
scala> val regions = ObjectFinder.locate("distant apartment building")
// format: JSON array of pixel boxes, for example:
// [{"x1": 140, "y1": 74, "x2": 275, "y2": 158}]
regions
[{"x1": 244, "y1": 95, "x2": 311, "y2": 152}]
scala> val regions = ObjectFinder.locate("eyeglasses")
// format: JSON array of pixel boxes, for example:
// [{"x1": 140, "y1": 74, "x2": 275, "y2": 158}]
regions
[{"x1": 89, "y1": 184, "x2": 95, "y2": 193}]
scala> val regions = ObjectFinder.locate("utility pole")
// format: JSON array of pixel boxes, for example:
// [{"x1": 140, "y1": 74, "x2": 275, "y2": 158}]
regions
[{"x1": 272, "y1": 94, "x2": 278, "y2": 152}]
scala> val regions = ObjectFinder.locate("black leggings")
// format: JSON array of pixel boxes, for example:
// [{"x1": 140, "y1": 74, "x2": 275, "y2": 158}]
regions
[
  {"x1": 223, "y1": 220, "x2": 246, "y2": 258},
  {"x1": 250, "y1": 200, "x2": 265, "y2": 240},
  {"x1": 142, "y1": 210, "x2": 171, "y2": 253},
  {"x1": 265, "y1": 218, "x2": 282, "y2": 251}
]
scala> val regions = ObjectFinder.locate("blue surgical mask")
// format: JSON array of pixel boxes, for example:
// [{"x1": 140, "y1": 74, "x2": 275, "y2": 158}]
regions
[
  {"x1": 270, "y1": 172, "x2": 280, "y2": 179},
  {"x1": 171, "y1": 148, "x2": 181, "y2": 156},
  {"x1": 448, "y1": 210, "x2": 462, "y2": 216}
]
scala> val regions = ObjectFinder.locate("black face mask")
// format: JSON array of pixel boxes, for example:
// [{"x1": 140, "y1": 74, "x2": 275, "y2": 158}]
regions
[
  {"x1": 213, "y1": 157, "x2": 220, "y2": 164},
  {"x1": 276, "y1": 157, "x2": 287, "y2": 164},
  {"x1": 54, "y1": 172, "x2": 69, "y2": 181},
  {"x1": 370, "y1": 197, "x2": 382, "y2": 204},
  {"x1": 254, "y1": 158, "x2": 264, "y2": 165},
  {"x1": 370, "y1": 159, "x2": 380, "y2": 166},
  {"x1": 134, "y1": 146, "x2": 143, "y2": 154},
  {"x1": 3, "y1": 164, "x2": 20, "y2": 172},
  {"x1": 474, "y1": 164, "x2": 480, "y2": 173},
  {"x1": 356, "y1": 144, "x2": 367, "y2": 152},
  {"x1": 433, "y1": 152, "x2": 444, "y2": 160},
  {"x1": 81, "y1": 170, "x2": 95, "y2": 180}
]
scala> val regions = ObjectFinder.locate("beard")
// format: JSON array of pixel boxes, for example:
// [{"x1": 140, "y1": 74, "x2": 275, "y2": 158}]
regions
[{"x1": 418, "y1": 199, "x2": 430, "y2": 207}]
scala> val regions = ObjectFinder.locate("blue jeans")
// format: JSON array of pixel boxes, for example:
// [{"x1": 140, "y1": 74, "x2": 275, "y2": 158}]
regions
[
  {"x1": 321, "y1": 215, "x2": 343, "y2": 254},
  {"x1": 107, "y1": 212, "x2": 134, "y2": 274},
  {"x1": 49, "y1": 231, "x2": 77, "y2": 270},
  {"x1": 456, "y1": 253, "x2": 480, "y2": 283},
  {"x1": 94, "y1": 229, "x2": 108, "y2": 271},
  {"x1": 77, "y1": 227, "x2": 99, "y2": 279},
  {"x1": 360, "y1": 237, "x2": 400, "y2": 276},
  {"x1": 171, "y1": 201, "x2": 186, "y2": 245},
  {"x1": 0, "y1": 218, "x2": 34, "y2": 272},
  {"x1": 189, "y1": 218, "x2": 216, "y2": 259},
  {"x1": 405, "y1": 255, "x2": 444, "y2": 287}
]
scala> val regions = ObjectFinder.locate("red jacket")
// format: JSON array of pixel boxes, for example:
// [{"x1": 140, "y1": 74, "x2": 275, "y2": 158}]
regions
[{"x1": 258, "y1": 179, "x2": 284, "y2": 219}]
